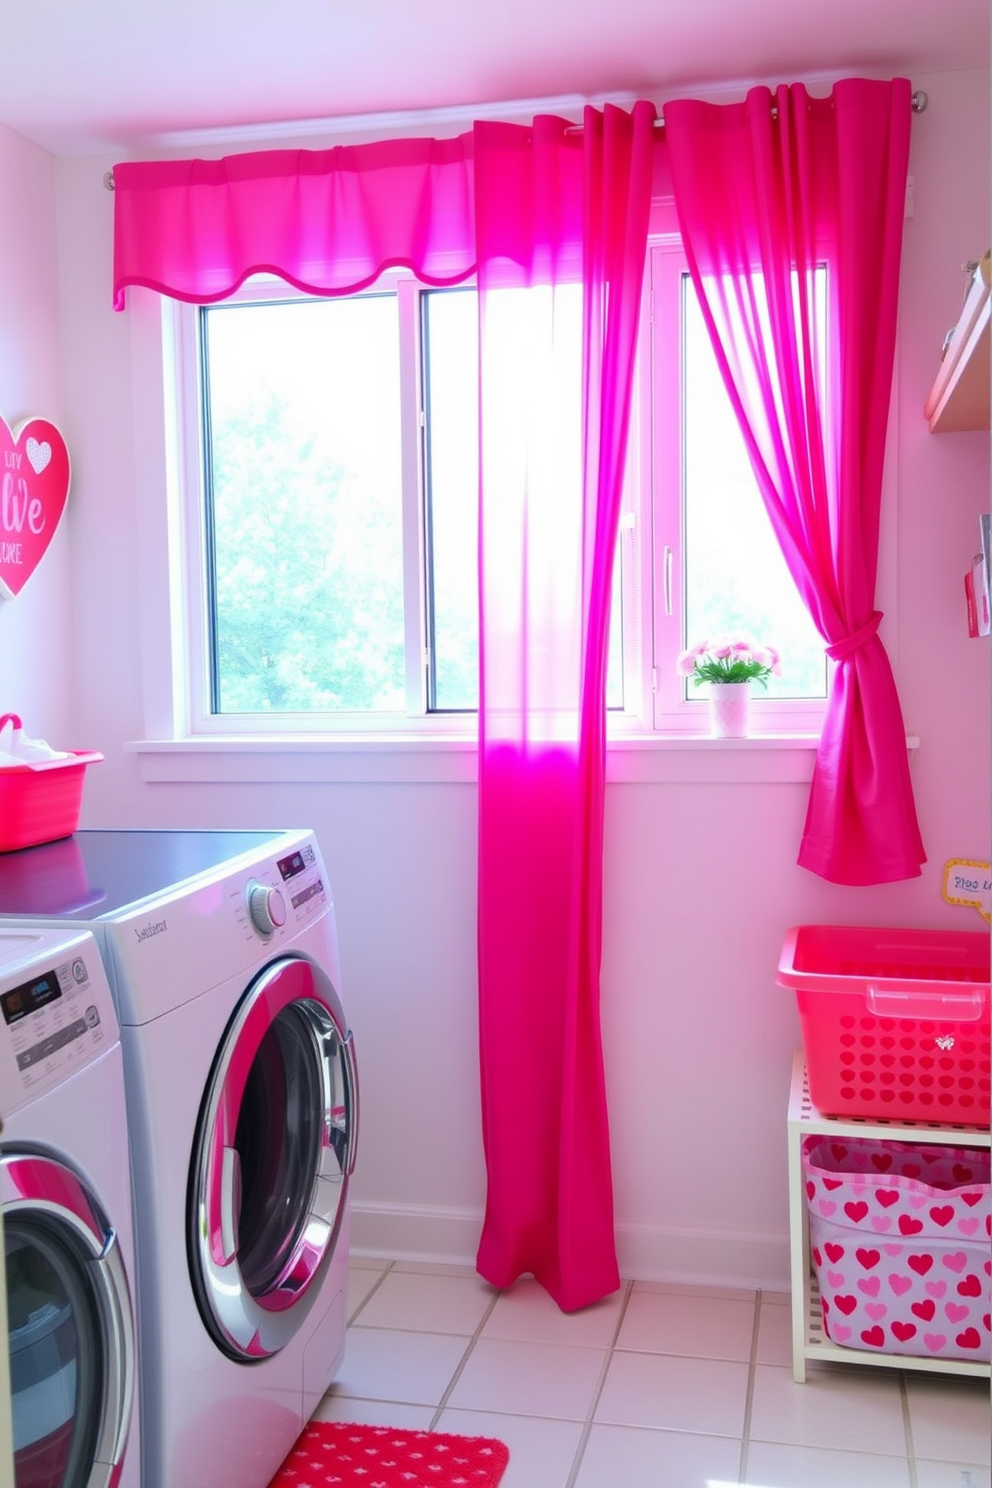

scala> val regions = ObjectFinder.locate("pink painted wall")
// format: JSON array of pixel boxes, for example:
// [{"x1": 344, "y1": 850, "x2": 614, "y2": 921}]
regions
[{"x1": 0, "y1": 127, "x2": 73, "y2": 744}]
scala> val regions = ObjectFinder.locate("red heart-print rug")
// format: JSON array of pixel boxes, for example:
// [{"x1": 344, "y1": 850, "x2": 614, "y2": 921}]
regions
[{"x1": 268, "y1": 1421, "x2": 510, "y2": 1487}]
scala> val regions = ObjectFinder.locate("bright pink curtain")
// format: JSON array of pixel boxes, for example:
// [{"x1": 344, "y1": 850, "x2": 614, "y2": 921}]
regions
[
  {"x1": 664, "y1": 78, "x2": 925, "y2": 885},
  {"x1": 112, "y1": 136, "x2": 476, "y2": 309},
  {"x1": 472, "y1": 102, "x2": 656, "y2": 1310}
]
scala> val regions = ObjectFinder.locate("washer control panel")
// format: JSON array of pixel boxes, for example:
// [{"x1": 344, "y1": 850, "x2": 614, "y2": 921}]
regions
[
  {"x1": 0, "y1": 944, "x2": 117, "y2": 1102},
  {"x1": 245, "y1": 879, "x2": 287, "y2": 937},
  {"x1": 244, "y1": 838, "x2": 327, "y2": 939}
]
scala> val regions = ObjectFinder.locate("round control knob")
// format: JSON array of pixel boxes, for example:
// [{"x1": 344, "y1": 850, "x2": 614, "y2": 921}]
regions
[{"x1": 246, "y1": 880, "x2": 287, "y2": 937}]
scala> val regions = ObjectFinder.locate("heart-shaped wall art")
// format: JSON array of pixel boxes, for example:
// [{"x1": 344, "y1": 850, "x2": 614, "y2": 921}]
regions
[{"x1": 0, "y1": 416, "x2": 71, "y2": 600}]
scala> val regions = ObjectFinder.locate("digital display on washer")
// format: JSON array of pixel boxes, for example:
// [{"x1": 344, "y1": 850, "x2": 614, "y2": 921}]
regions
[
  {"x1": 1, "y1": 967, "x2": 62, "y2": 1026},
  {"x1": 277, "y1": 850, "x2": 307, "y2": 881}
]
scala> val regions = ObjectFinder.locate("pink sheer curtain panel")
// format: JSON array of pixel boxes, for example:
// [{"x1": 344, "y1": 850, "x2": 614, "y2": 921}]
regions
[
  {"x1": 473, "y1": 101, "x2": 656, "y2": 1311},
  {"x1": 664, "y1": 77, "x2": 925, "y2": 885},
  {"x1": 112, "y1": 135, "x2": 476, "y2": 310}
]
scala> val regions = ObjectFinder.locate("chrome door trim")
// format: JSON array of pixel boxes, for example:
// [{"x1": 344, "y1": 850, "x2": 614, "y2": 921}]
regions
[
  {"x1": 1, "y1": 1150, "x2": 136, "y2": 1488},
  {"x1": 189, "y1": 956, "x2": 357, "y2": 1360}
]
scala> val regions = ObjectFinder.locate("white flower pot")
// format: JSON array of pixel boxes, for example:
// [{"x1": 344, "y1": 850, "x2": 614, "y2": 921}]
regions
[{"x1": 709, "y1": 681, "x2": 750, "y2": 738}]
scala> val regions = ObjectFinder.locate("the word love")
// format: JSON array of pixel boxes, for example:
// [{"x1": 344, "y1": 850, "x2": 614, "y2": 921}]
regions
[{"x1": 0, "y1": 417, "x2": 70, "y2": 599}]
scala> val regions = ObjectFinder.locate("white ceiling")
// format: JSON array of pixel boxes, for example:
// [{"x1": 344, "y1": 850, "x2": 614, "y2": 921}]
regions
[{"x1": 4, "y1": 0, "x2": 989, "y2": 157}]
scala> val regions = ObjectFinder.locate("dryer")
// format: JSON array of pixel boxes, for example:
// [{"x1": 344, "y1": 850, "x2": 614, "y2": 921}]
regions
[
  {"x1": 0, "y1": 829, "x2": 358, "y2": 1488},
  {"x1": 0, "y1": 926, "x2": 139, "y2": 1488}
]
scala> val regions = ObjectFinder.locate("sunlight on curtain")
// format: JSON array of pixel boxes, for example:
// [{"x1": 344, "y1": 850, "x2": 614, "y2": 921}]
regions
[
  {"x1": 480, "y1": 283, "x2": 584, "y2": 732},
  {"x1": 473, "y1": 103, "x2": 656, "y2": 1311}
]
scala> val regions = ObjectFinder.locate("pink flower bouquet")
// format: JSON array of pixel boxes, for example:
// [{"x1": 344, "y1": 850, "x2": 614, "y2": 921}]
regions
[{"x1": 677, "y1": 636, "x2": 782, "y2": 688}]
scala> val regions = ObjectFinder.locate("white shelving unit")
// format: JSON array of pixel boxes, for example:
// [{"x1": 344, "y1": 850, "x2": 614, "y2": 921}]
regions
[
  {"x1": 787, "y1": 1049, "x2": 991, "y2": 1383},
  {"x1": 924, "y1": 251, "x2": 991, "y2": 432}
]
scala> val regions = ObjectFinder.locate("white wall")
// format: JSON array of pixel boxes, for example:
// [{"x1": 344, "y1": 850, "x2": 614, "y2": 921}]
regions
[
  {"x1": 0, "y1": 125, "x2": 72, "y2": 743},
  {"x1": 43, "y1": 64, "x2": 992, "y2": 1289}
]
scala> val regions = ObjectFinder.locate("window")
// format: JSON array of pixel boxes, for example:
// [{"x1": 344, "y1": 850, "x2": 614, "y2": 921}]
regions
[
  {"x1": 422, "y1": 287, "x2": 479, "y2": 712},
  {"x1": 171, "y1": 243, "x2": 830, "y2": 740},
  {"x1": 201, "y1": 292, "x2": 407, "y2": 715}
]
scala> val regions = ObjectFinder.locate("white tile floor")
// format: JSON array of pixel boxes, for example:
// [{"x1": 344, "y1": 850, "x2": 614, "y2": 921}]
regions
[{"x1": 314, "y1": 1257, "x2": 992, "y2": 1488}]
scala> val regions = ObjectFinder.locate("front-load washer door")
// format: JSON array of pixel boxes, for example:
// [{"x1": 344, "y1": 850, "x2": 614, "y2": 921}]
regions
[
  {"x1": 2, "y1": 1151, "x2": 136, "y2": 1488},
  {"x1": 188, "y1": 955, "x2": 358, "y2": 1361}
]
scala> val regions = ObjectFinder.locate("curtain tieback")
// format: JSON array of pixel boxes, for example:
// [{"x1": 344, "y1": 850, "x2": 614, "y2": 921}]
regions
[{"x1": 826, "y1": 610, "x2": 883, "y2": 662}]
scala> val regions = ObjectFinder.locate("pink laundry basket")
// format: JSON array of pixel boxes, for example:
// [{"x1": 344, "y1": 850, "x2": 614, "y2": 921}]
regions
[
  {"x1": 0, "y1": 714, "x2": 102, "y2": 851},
  {"x1": 778, "y1": 924, "x2": 991, "y2": 1125},
  {"x1": 803, "y1": 1134, "x2": 991, "y2": 1363}
]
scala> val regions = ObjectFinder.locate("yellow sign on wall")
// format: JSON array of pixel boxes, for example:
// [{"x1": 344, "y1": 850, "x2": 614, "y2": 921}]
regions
[{"x1": 941, "y1": 858, "x2": 992, "y2": 924}]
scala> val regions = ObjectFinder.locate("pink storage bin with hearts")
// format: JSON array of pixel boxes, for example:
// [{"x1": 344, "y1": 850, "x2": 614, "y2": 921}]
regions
[{"x1": 802, "y1": 1134, "x2": 991, "y2": 1362}]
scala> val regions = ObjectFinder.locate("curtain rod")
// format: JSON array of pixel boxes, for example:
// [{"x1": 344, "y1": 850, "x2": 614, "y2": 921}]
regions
[
  {"x1": 102, "y1": 89, "x2": 928, "y2": 190},
  {"x1": 583, "y1": 86, "x2": 929, "y2": 134}
]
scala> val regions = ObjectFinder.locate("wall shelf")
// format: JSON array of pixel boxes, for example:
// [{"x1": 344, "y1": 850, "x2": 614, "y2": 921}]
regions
[
  {"x1": 924, "y1": 252, "x2": 991, "y2": 432},
  {"x1": 786, "y1": 1050, "x2": 991, "y2": 1384}
]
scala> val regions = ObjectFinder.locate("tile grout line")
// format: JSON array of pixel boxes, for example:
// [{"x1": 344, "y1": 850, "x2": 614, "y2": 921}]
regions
[
  {"x1": 346, "y1": 1260, "x2": 395, "y2": 1326},
  {"x1": 736, "y1": 1288, "x2": 762, "y2": 1485},
  {"x1": 561, "y1": 1279, "x2": 636, "y2": 1488},
  {"x1": 899, "y1": 1372, "x2": 920, "y2": 1488},
  {"x1": 426, "y1": 1284, "x2": 504, "y2": 1430},
  {"x1": 339, "y1": 1265, "x2": 984, "y2": 1480}
]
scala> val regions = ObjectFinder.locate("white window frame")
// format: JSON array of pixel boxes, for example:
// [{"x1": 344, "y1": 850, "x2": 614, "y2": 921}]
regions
[
  {"x1": 165, "y1": 272, "x2": 652, "y2": 740},
  {"x1": 643, "y1": 239, "x2": 831, "y2": 738},
  {"x1": 130, "y1": 221, "x2": 900, "y2": 772},
  {"x1": 173, "y1": 272, "x2": 479, "y2": 737}
]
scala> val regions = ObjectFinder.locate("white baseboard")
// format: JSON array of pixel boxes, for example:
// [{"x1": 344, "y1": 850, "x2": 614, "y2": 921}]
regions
[
  {"x1": 614, "y1": 1221, "x2": 790, "y2": 1293},
  {"x1": 349, "y1": 1201, "x2": 484, "y2": 1268},
  {"x1": 348, "y1": 1202, "x2": 791, "y2": 1292}
]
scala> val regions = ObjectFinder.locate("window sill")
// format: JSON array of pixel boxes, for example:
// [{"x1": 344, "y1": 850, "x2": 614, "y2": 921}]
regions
[{"x1": 126, "y1": 732, "x2": 918, "y2": 786}]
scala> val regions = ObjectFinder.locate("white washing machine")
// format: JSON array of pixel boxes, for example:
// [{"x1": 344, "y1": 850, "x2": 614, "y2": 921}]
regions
[
  {"x1": 0, "y1": 926, "x2": 139, "y2": 1488},
  {"x1": 0, "y1": 829, "x2": 358, "y2": 1488}
]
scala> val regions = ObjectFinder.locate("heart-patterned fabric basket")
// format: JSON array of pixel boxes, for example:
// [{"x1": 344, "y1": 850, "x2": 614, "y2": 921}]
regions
[{"x1": 802, "y1": 1135, "x2": 991, "y2": 1362}]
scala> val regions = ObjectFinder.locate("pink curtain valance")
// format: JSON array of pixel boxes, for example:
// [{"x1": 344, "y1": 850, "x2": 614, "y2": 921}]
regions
[{"x1": 112, "y1": 134, "x2": 477, "y2": 310}]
